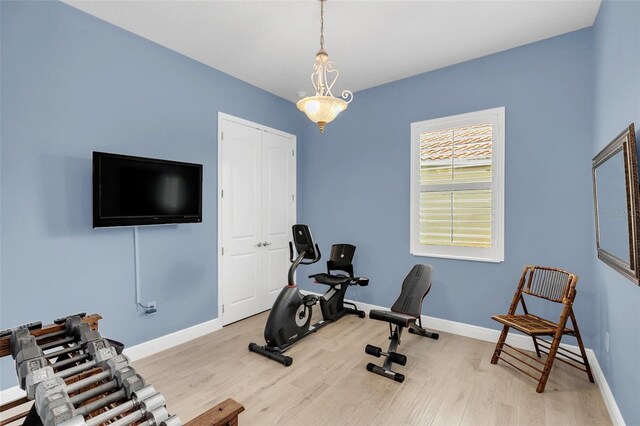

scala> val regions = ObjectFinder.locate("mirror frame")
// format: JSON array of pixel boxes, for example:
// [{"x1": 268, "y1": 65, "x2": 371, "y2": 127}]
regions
[{"x1": 592, "y1": 123, "x2": 640, "y2": 284}]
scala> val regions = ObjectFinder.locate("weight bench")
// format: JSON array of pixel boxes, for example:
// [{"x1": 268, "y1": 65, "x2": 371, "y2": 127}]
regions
[{"x1": 364, "y1": 264, "x2": 439, "y2": 382}]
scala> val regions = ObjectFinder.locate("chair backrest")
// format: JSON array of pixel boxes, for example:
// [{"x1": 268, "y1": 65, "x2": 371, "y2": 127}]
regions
[
  {"x1": 326, "y1": 244, "x2": 356, "y2": 276},
  {"x1": 391, "y1": 264, "x2": 433, "y2": 317},
  {"x1": 521, "y1": 266, "x2": 578, "y2": 303}
]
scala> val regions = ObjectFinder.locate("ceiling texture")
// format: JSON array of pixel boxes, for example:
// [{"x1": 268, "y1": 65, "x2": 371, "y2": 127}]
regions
[{"x1": 63, "y1": 0, "x2": 601, "y2": 102}]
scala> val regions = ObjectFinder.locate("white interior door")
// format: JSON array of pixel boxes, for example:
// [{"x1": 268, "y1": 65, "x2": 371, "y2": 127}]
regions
[
  {"x1": 220, "y1": 115, "x2": 296, "y2": 325},
  {"x1": 261, "y1": 131, "x2": 296, "y2": 309},
  {"x1": 221, "y1": 120, "x2": 263, "y2": 325}
]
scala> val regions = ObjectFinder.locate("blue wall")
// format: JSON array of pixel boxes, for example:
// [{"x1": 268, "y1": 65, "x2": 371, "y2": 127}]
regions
[
  {"x1": 0, "y1": 1, "x2": 300, "y2": 389},
  {"x1": 2, "y1": 1, "x2": 638, "y2": 419},
  {"x1": 593, "y1": 1, "x2": 640, "y2": 424},
  {"x1": 298, "y1": 29, "x2": 597, "y2": 345}
]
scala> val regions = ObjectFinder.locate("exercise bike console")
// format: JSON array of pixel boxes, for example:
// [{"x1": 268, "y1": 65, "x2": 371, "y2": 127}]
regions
[
  {"x1": 291, "y1": 224, "x2": 320, "y2": 261},
  {"x1": 249, "y1": 224, "x2": 368, "y2": 366}
]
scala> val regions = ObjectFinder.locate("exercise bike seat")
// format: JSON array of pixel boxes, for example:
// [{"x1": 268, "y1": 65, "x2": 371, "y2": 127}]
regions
[
  {"x1": 309, "y1": 273, "x2": 352, "y2": 287},
  {"x1": 309, "y1": 243, "x2": 359, "y2": 287}
]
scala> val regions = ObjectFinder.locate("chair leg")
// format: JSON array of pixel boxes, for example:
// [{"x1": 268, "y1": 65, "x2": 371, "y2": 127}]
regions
[
  {"x1": 570, "y1": 311, "x2": 594, "y2": 383},
  {"x1": 532, "y1": 336, "x2": 542, "y2": 358},
  {"x1": 537, "y1": 331, "x2": 563, "y2": 393},
  {"x1": 491, "y1": 325, "x2": 510, "y2": 364}
]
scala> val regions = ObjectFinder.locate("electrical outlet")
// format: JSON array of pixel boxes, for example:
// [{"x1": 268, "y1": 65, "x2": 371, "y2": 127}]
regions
[
  {"x1": 605, "y1": 331, "x2": 610, "y2": 352},
  {"x1": 143, "y1": 301, "x2": 157, "y2": 315}
]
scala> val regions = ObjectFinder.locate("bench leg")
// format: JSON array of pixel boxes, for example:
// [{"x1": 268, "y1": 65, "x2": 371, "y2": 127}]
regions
[
  {"x1": 408, "y1": 323, "x2": 439, "y2": 339},
  {"x1": 365, "y1": 326, "x2": 406, "y2": 382}
]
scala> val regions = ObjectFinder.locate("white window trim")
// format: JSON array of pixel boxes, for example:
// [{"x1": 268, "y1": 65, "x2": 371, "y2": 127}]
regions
[{"x1": 410, "y1": 107, "x2": 505, "y2": 263}]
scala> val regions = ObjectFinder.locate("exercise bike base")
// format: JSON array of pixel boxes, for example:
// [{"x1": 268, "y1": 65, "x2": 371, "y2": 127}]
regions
[{"x1": 248, "y1": 342, "x2": 293, "y2": 367}]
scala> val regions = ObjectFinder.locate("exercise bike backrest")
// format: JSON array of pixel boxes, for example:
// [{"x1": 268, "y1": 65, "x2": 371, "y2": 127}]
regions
[
  {"x1": 326, "y1": 244, "x2": 356, "y2": 277},
  {"x1": 288, "y1": 224, "x2": 321, "y2": 286}
]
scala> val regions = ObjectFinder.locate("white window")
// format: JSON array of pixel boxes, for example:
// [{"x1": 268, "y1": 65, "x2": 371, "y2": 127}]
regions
[{"x1": 410, "y1": 107, "x2": 505, "y2": 262}]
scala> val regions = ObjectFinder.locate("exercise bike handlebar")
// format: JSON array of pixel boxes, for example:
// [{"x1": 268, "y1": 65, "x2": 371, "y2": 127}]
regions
[
  {"x1": 287, "y1": 242, "x2": 321, "y2": 286},
  {"x1": 288, "y1": 242, "x2": 321, "y2": 264},
  {"x1": 300, "y1": 244, "x2": 321, "y2": 265}
]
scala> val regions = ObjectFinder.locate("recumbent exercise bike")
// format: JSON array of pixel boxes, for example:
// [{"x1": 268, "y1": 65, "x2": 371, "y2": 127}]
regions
[{"x1": 249, "y1": 224, "x2": 369, "y2": 366}]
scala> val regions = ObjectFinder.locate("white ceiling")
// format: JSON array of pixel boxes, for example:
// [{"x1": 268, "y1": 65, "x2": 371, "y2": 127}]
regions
[{"x1": 63, "y1": 0, "x2": 601, "y2": 103}]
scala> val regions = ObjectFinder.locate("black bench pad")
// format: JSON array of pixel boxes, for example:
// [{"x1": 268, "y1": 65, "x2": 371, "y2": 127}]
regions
[{"x1": 369, "y1": 310, "x2": 418, "y2": 328}]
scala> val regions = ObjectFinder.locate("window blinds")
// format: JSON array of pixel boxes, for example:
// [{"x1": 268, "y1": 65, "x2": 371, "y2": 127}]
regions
[{"x1": 419, "y1": 123, "x2": 493, "y2": 248}]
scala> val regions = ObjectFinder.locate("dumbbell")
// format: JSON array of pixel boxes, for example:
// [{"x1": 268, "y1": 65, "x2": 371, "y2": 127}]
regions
[
  {"x1": 0, "y1": 320, "x2": 42, "y2": 339},
  {"x1": 45, "y1": 334, "x2": 111, "y2": 369},
  {"x1": 41, "y1": 374, "x2": 146, "y2": 426},
  {"x1": 11, "y1": 328, "x2": 38, "y2": 359},
  {"x1": 14, "y1": 337, "x2": 47, "y2": 389},
  {"x1": 59, "y1": 385, "x2": 166, "y2": 426},
  {"x1": 17, "y1": 316, "x2": 98, "y2": 357},
  {"x1": 42, "y1": 321, "x2": 106, "y2": 371},
  {"x1": 16, "y1": 326, "x2": 111, "y2": 393},
  {"x1": 106, "y1": 393, "x2": 169, "y2": 426},
  {"x1": 36, "y1": 364, "x2": 137, "y2": 412},
  {"x1": 39, "y1": 318, "x2": 101, "y2": 353},
  {"x1": 10, "y1": 315, "x2": 88, "y2": 358},
  {"x1": 364, "y1": 344, "x2": 407, "y2": 365},
  {"x1": 25, "y1": 347, "x2": 120, "y2": 399},
  {"x1": 54, "y1": 313, "x2": 87, "y2": 325},
  {"x1": 17, "y1": 316, "x2": 102, "y2": 359},
  {"x1": 37, "y1": 366, "x2": 145, "y2": 426},
  {"x1": 14, "y1": 334, "x2": 89, "y2": 388},
  {"x1": 33, "y1": 312, "x2": 85, "y2": 344},
  {"x1": 139, "y1": 415, "x2": 182, "y2": 426}
]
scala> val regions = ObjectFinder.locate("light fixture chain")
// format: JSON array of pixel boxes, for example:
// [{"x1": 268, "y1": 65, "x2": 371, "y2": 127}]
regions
[
  {"x1": 297, "y1": 0, "x2": 353, "y2": 133},
  {"x1": 320, "y1": 0, "x2": 325, "y2": 49}
]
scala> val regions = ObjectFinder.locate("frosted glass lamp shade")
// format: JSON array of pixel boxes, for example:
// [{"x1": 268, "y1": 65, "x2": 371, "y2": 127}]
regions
[{"x1": 296, "y1": 96, "x2": 348, "y2": 133}]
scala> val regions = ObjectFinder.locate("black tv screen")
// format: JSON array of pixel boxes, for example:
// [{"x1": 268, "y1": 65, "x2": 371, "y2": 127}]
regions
[{"x1": 93, "y1": 152, "x2": 203, "y2": 228}]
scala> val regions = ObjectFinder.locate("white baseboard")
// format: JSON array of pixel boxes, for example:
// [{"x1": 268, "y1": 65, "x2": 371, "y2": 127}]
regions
[
  {"x1": 588, "y1": 350, "x2": 626, "y2": 425},
  {"x1": 0, "y1": 317, "x2": 222, "y2": 405},
  {"x1": 306, "y1": 290, "x2": 625, "y2": 425},
  {"x1": 123, "y1": 317, "x2": 221, "y2": 362}
]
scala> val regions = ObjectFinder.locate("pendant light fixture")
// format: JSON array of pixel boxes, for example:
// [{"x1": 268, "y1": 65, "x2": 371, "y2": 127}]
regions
[{"x1": 296, "y1": 0, "x2": 353, "y2": 133}]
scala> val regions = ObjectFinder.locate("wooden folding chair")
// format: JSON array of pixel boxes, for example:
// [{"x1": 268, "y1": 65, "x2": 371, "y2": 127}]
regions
[{"x1": 490, "y1": 265, "x2": 594, "y2": 393}]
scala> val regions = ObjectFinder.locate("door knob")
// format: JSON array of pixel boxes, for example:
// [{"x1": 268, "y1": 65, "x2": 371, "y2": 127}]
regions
[
  {"x1": 263, "y1": 241, "x2": 272, "y2": 246},
  {"x1": 257, "y1": 242, "x2": 264, "y2": 247}
]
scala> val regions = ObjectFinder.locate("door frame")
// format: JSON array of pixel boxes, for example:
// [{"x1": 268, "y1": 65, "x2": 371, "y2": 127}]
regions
[{"x1": 217, "y1": 112, "x2": 297, "y2": 326}]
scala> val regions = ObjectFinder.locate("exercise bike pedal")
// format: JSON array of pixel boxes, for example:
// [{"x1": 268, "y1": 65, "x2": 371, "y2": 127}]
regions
[
  {"x1": 365, "y1": 344, "x2": 382, "y2": 357},
  {"x1": 302, "y1": 295, "x2": 318, "y2": 307},
  {"x1": 388, "y1": 351, "x2": 407, "y2": 366}
]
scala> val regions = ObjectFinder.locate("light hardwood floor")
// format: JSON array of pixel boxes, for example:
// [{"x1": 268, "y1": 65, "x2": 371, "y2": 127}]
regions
[{"x1": 132, "y1": 311, "x2": 611, "y2": 426}]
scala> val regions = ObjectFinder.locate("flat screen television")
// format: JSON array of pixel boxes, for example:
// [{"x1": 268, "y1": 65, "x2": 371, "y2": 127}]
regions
[{"x1": 93, "y1": 152, "x2": 203, "y2": 228}]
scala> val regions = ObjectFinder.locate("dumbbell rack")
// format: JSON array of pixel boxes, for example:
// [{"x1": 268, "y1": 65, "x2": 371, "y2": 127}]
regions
[
  {"x1": 0, "y1": 314, "x2": 104, "y2": 425},
  {"x1": 0, "y1": 314, "x2": 183, "y2": 426},
  {"x1": 0, "y1": 315, "x2": 245, "y2": 426}
]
